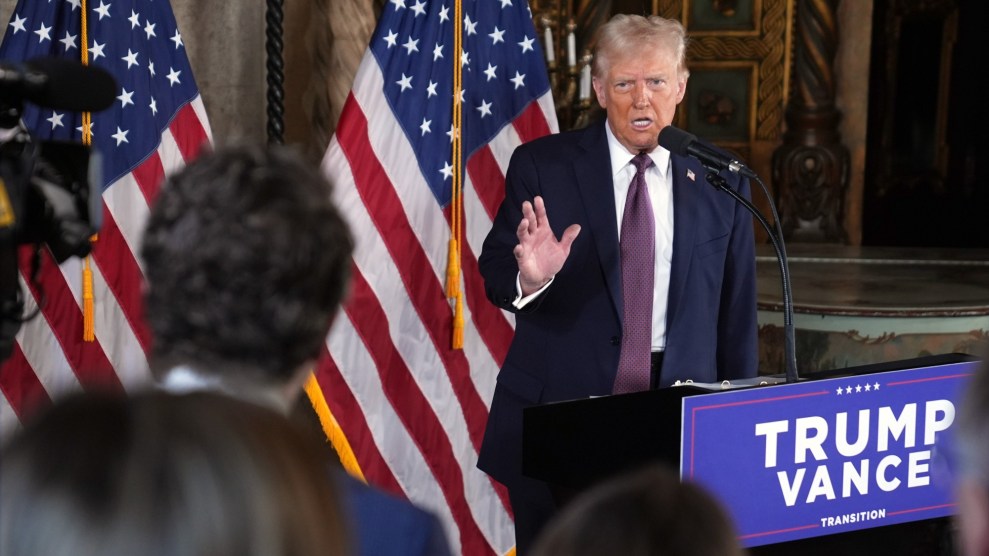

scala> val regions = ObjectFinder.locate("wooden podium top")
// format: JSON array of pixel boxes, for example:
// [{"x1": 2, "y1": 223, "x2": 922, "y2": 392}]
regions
[{"x1": 756, "y1": 244, "x2": 989, "y2": 317}]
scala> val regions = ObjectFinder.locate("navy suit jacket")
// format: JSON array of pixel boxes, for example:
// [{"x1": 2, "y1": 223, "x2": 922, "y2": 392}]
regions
[
  {"x1": 476, "y1": 119, "x2": 759, "y2": 489},
  {"x1": 335, "y1": 470, "x2": 452, "y2": 556}
]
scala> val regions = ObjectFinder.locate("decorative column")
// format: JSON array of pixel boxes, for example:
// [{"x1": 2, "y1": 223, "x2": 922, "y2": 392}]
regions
[{"x1": 772, "y1": 0, "x2": 849, "y2": 242}]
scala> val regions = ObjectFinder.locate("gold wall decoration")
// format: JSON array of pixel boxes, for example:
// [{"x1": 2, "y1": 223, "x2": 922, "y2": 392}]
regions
[{"x1": 655, "y1": 0, "x2": 794, "y2": 154}]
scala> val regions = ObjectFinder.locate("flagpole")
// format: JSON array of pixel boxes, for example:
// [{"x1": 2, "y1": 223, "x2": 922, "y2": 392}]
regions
[{"x1": 265, "y1": 0, "x2": 285, "y2": 144}]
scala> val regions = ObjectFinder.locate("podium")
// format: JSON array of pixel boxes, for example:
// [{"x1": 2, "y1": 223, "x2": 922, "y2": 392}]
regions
[{"x1": 523, "y1": 354, "x2": 977, "y2": 553}]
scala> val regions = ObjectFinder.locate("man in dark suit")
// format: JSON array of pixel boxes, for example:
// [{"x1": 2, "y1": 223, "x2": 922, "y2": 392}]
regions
[
  {"x1": 141, "y1": 146, "x2": 451, "y2": 556},
  {"x1": 477, "y1": 14, "x2": 759, "y2": 553}
]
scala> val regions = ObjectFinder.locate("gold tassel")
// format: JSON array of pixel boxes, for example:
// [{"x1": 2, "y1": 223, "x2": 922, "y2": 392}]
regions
[
  {"x1": 445, "y1": 238, "x2": 460, "y2": 298},
  {"x1": 82, "y1": 256, "x2": 94, "y2": 341},
  {"x1": 305, "y1": 373, "x2": 367, "y2": 482},
  {"x1": 452, "y1": 293, "x2": 465, "y2": 349}
]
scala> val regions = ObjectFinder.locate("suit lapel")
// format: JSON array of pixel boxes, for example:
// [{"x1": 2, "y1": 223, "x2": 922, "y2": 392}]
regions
[
  {"x1": 667, "y1": 155, "x2": 701, "y2": 327},
  {"x1": 573, "y1": 121, "x2": 622, "y2": 322}
]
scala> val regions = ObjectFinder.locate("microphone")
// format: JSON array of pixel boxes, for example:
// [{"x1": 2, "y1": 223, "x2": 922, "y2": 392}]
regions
[
  {"x1": 659, "y1": 125, "x2": 799, "y2": 383},
  {"x1": 0, "y1": 57, "x2": 117, "y2": 112},
  {"x1": 658, "y1": 125, "x2": 756, "y2": 178}
]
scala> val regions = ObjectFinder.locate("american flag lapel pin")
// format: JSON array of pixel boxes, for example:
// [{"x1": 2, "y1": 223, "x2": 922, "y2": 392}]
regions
[{"x1": 687, "y1": 169, "x2": 696, "y2": 181}]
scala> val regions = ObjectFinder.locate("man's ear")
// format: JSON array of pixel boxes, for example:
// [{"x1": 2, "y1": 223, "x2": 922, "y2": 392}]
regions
[
  {"x1": 675, "y1": 76, "x2": 687, "y2": 104},
  {"x1": 592, "y1": 77, "x2": 607, "y2": 109}
]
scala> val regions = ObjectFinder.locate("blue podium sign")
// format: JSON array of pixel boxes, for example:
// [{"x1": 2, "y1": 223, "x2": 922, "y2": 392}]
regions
[{"x1": 681, "y1": 361, "x2": 976, "y2": 547}]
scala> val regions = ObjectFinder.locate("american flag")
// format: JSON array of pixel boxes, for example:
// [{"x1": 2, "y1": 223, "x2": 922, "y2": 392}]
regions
[
  {"x1": 318, "y1": 0, "x2": 557, "y2": 553},
  {"x1": 0, "y1": 0, "x2": 210, "y2": 438}
]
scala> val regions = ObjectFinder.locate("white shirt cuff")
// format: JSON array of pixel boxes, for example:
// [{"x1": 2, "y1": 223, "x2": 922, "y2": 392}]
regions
[{"x1": 512, "y1": 273, "x2": 554, "y2": 309}]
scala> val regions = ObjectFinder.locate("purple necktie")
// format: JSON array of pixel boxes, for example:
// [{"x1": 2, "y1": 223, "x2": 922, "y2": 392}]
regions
[{"x1": 613, "y1": 153, "x2": 655, "y2": 394}]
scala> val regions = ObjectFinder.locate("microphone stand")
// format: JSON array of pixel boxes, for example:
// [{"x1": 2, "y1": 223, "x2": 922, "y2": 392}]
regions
[{"x1": 703, "y1": 169, "x2": 799, "y2": 383}]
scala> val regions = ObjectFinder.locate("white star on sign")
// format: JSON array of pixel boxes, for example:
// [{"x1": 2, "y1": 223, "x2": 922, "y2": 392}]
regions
[
  {"x1": 484, "y1": 63, "x2": 497, "y2": 81},
  {"x1": 402, "y1": 36, "x2": 419, "y2": 54},
  {"x1": 440, "y1": 161, "x2": 453, "y2": 180},
  {"x1": 420, "y1": 118, "x2": 432, "y2": 135},
  {"x1": 171, "y1": 30, "x2": 183, "y2": 49},
  {"x1": 510, "y1": 71, "x2": 526, "y2": 89}
]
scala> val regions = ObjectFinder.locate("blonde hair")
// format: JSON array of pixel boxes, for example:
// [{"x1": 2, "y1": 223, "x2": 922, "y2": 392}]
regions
[{"x1": 592, "y1": 14, "x2": 690, "y2": 81}]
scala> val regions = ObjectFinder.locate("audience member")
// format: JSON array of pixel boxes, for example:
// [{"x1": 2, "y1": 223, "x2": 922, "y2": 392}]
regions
[
  {"x1": 955, "y1": 350, "x2": 989, "y2": 556},
  {"x1": 0, "y1": 391, "x2": 348, "y2": 556},
  {"x1": 140, "y1": 145, "x2": 451, "y2": 556},
  {"x1": 530, "y1": 465, "x2": 742, "y2": 556}
]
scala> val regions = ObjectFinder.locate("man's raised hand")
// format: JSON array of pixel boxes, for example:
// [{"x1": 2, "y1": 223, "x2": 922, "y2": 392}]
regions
[{"x1": 513, "y1": 196, "x2": 580, "y2": 295}]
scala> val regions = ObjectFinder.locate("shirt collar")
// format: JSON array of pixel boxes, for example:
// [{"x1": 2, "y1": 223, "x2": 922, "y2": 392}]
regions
[
  {"x1": 603, "y1": 119, "x2": 671, "y2": 180},
  {"x1": 159, "y1": 365, "x2": 291, "y2": 415}
]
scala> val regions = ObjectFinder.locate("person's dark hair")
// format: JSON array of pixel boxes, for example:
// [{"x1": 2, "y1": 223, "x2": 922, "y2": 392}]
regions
[
  {"x1": 141, "y1": 145, "x2": 353, "y2": 384},
  {"x1": 531, "y1": 465, "x2": 742, "y2": 556},
  {"x1": 0, "y1": 391, "x2": 349, "y2": 556}
]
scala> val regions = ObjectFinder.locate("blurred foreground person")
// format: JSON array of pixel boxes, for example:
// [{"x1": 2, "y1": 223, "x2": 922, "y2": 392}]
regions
[
  {"x1": 0, "y1": 391, "x2": 348, "y2": 556},
  {"x1": 955, "y1": 351, "x2": 989, "y2": 556},
  {"x1": 531, "y1": 465, "x2": 742, "y2": 556},
  {"x1": 140, "y1": 145, "x2": 451, "y2": 556}
]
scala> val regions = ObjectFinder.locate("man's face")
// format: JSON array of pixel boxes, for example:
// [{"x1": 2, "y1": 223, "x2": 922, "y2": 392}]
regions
[{"x1": 592, "y1": 46, "x2": 686, "y2": 154}]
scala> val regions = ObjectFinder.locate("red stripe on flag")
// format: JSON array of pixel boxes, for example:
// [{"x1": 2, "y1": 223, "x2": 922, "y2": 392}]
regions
[
  {"x1": 17, "y1": 247, "x2": 123, "y2": 394},
  {"x1": 314, "y1": 347, "x2": 406, "y2": 497},
  {"x1": 168, "y1": 103, "x2": 210, "y2": 161},
  {"x1": 0, "y1": 344, "x2": 52, "y2": 422},
  {"x1": 344, "y1": 267, "x2": 494, "y2": 556},
  {"x1": 466, "y1": 146, "x2": 505, "y2": 222},
  {"x1": 336, "y1": 95, "x2": 489, "y2": 451},
  {"x1": 90, "y1": 206, "x2": 152, "y2": 354},
  {"x1": 511, "y1": 100, "x2": 553, "y2": 144},
  {"x1": 458, "y1": 240, "x2": 512, "y2": 366},
  {"x1": 131, "y1": 151, "x2": 166, "y2": 206}
]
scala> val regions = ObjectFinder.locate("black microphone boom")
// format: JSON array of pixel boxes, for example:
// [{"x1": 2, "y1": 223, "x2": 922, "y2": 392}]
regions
[
  {"x1": 658, "y1": 125, "x2": 756, "y2": 178},
  {"x1": 0, "y1": 57, "x2": 117, "y2": 112}
]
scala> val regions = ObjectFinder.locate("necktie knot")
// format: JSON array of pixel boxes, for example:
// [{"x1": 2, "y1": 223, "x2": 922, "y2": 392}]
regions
[{"x1": 632, "y1": 153, "x2": 653, "y2": 176}]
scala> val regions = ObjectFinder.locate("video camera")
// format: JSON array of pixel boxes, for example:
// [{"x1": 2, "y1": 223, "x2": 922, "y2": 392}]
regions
[{"x1": 1, "y1": 57, "x2": 116, "y2": 361}]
